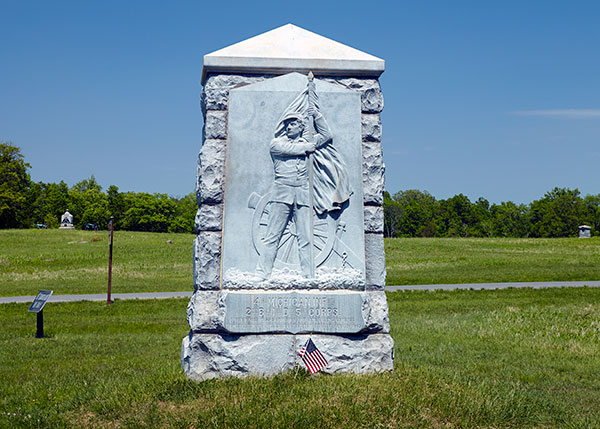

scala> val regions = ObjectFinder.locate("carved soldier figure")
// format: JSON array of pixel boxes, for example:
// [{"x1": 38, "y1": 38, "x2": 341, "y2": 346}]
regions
[
  {"x1": 256, "y1": 108, "x2": 332, "y2": 280},
  {"x1": 256, "y1": 74, "x2": 352, "y2": 280}
]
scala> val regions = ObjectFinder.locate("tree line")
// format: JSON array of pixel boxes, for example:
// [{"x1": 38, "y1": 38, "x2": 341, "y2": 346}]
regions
[
  {"x1": 384, "y1": 188, "x2": 599, "y2": 238},
  {"x1": 3, "y1": 143, "x2": 598, "y2": 236},
  {"x1": 1, "y1": 143, "x2": 196, "y2": 232}
]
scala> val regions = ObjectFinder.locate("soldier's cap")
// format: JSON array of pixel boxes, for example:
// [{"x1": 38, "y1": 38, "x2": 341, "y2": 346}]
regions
[{"x1": 281, "y1": 111, "x2": 306, "y2": 123}]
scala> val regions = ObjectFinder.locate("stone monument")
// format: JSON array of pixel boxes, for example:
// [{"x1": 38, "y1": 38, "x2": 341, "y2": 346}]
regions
[
  {"x1": 59, "y1": 210, "x2": 74, "y2": 230},
  {"x1": 579, "y1": 225, "x2": 591, "y2": 238},
  {"x1": 182, "y1": 24, "x2": 393, "y2": 380}
]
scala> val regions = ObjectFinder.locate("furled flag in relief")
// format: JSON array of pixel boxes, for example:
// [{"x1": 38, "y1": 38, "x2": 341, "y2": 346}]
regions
[
  {"x1": 274, "y1": 75, "x2": 352, "y2": 215},
  {"x1": 299, "y1": 338, "x2": 328, "y2": 374}
]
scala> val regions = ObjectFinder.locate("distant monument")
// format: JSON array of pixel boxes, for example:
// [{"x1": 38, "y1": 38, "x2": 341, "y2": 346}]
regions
[
  {"x1": 59, "y1": 210, "x2": 74, "y2": 230},
  {"x1": 182, "y1": 24, "x2": 393, "y2": 380},
  {"x1": 579, "y1": 225, "x2": 591, "y2": 238}
]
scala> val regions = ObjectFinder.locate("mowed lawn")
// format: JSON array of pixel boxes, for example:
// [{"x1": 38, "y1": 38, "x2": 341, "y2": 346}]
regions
[
  {"x1": 386, "y1": 236, "x2": 600, "y2": 285},
  {"x1": 1, "y1": 230, "x2": 600, "y2": 297},
  {"x1": 0, "y1": 229, "x2": 194, "y2": 296},
  {"x1": 1, "y1": 287, "x2": 599, "y2": 427}
]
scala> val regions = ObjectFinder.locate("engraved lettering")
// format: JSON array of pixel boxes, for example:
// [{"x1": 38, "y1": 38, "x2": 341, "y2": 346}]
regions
[{"x1": 223, "y1": 292, "x2": 365, "y2": 334}]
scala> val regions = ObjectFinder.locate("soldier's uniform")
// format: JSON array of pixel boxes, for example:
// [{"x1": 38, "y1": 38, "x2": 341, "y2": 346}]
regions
[{"x1": 256, "y1": 113, "x2": 331, "y2": 279}]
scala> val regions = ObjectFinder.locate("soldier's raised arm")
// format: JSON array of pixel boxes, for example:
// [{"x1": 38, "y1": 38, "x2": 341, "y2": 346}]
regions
[
  {"x1": 312, "y1": 112, "x2": 332, "y2": 147},
  {"x1": 270, "y1": 137, "x2": 314, "y2": 156}
]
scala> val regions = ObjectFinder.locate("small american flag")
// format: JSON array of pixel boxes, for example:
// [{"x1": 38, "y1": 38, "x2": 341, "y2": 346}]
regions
[{"x1": 299, "y1": 338, "x2": 328, "y2": 374}]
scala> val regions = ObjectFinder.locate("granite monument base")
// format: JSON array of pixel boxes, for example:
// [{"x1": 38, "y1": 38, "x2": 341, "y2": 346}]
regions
[
  {"x1": 181, "y1": 288, "x2": 393, "y2": 380},
  {"x1": 181, "y1": 331, "x2": 394, "y2": 381}
]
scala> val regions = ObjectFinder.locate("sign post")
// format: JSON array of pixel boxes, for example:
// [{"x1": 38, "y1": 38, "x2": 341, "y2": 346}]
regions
[
  {"x1": 107, "y1": 216, "x2": 114, "y2": 304},
  {"x1": 28, "y1": 290, "x2": 53, "y2": 338}
]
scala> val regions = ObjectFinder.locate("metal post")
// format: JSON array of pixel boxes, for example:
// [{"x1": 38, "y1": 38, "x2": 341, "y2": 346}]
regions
[
  {"x1": 107, "y1": 216, "x2": 114, "y2": 304},
  {"x1": 36, "y1": 310, "x2": 43, "y2": 338}
]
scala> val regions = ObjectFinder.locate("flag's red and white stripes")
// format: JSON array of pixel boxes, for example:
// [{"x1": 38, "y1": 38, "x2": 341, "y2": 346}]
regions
[{"x1": 299, "y1": 338, "x2": 328, "y2": 374}]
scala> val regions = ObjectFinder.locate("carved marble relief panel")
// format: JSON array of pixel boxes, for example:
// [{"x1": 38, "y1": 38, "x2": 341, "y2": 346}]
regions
[{"x1": 221, "y1": 72, "x2": 365, "y2": 287}]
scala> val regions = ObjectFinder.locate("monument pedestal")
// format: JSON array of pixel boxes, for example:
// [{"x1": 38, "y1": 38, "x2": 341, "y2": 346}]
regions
[
  {"x1": 183, "y1": 287, "x2": 393, "y2": 380},
  {"x1": 182, "y1": 332, "x2": 393, "y2": 380},
  {"x1": 184, "y1": 24, "x2": 393, "y2": 380}
]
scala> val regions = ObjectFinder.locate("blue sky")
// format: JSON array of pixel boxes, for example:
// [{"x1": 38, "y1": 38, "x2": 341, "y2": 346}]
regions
[{"x1": 1, "y1": 0, "x2": 598, "y2": 204}]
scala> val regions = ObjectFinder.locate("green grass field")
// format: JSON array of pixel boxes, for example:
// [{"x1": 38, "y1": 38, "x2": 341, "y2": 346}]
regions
[
  {"x1": 1, "y1": 287, "x2": 599, "y2": 427},
  {"x1": 1, "y1": 230, "x2": 599, "y2": 297},
  {"x1": 0, "y1": 229, "x2": 193, "y2": 296},
  {"x1": 385, "y1": 236, "x2": 600, "y2": 285},
  {"x1": 2, "y1": 230, "x2": 600, "y2": 426}
]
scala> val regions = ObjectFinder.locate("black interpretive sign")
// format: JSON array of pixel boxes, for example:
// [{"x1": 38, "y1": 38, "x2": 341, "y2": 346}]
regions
[{"x1": 28, "y1": 290, "x2": 53, "y2": 313}]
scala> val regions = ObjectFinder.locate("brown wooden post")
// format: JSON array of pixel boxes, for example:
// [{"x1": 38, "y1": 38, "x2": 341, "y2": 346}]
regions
[{"x1": 107, "y1": 216, "x2": 114, "y2": 304}]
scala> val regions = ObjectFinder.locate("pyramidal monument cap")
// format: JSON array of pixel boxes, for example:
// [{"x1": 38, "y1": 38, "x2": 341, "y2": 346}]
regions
[{"x1": 201, "y1": 23, "x2": 385, "y2": 84}]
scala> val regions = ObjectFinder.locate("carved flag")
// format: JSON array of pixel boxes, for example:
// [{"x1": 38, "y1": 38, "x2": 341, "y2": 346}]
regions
[
  {"x1": 273, "y1": 74, "x2": 352, "y2": 215},
  {"x1": 299, "y1": 338, "x2": 328, "y2": 374}
]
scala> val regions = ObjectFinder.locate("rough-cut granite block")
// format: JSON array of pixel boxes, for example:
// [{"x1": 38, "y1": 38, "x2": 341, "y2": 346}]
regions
[
  {"x1": 197, "y1": 139, "x2": 226, "y2": 204},
  {"x1": 202, "y1": 74, "x2": 267, "y2": 113},
  {"x1": 194, "y1": 204, "x2": 223, "y2": 232},
  {"x1": 322, "y1": 77, "x2": 383, "y2": 113},
  {"x1": 187, "y1": 290, "x2": 221, "y2": 331},
  {"x1": 361, "y1": 87, "x2": 384, "y2": 114},
  {"x1": 295, "y1": 333, "x2": 394, "y2": 374},
  {"x1": 364, "y1": 291, "x2": 390, "y2": 333},
  {"x1": 182, "y1": 332, "x2": 393, "y2": 380},
  {"x1": 362, "y1": 113, "x2": 382, "y2": 142},
  {"x1": 205, "y1": 110, "x2": 228, "y2": 140},
  {"x1": 362, "y1": 142, "x2": 385, "y2": 206},
  {"x1": 364, "y1": 206, "x2": 384, "y2": 234},
  {"x1": 325, "y1": 77, "x2": 379, "y2": 91},
  {"x1": 182, "y1": 333, "x2": 297, "y2": 380},
  {"x1": 193, "y1": 231, "x2": 222, "y2": 290},
  {"x1": 364, "y1": 233, "x2": 386, "y2": 290}
]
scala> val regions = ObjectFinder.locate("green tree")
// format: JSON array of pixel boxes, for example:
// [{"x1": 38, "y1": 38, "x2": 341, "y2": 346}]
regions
[
  {"x1": 69, "y1": 175, "x2": 109, "y2": 228},
  {"x1": 0, "y1": 143, "x2": 31, "y2": 228},
  {"x1": 469, "y1": 197, "x2": 493, "y2": 237},
  {"x1": 18, "y1": 180, "x2": 42, "y2": 227},
  {"x1": 169, "y1": 192, "x2": 196, "y2": 233},
  {"x1": 107, "y1": 185, "x2": 126, "y2": 229},
  {"x1": 383, "y1": 191, "x2": 402, "y2": 237},
  {"x1": 436, "y1": 194, "x2": 474, "y2": 237},
  {"x1": 582, "y1": 194, "x2": 600, "y2": 236},
  {"x1": 121, "y1": 192, "x2": 177, "y2": 232},
  {"x1": 392, "y1": 189, "x2": 438, "y2": 237},
  {"x1": 30, "y1": 181, "x2": 70, "y2": 228},
  {"x1": 529, "y1": 187, "x2": 584, "y2": 237},
  {"x1": 490, "y1": 201, "x2": 529, "y2": 237}
]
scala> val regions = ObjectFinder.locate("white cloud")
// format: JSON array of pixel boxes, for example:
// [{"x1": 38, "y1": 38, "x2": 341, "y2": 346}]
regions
[{"x1": 512, "y1": 109, "x2": 600, "y2": 118}]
